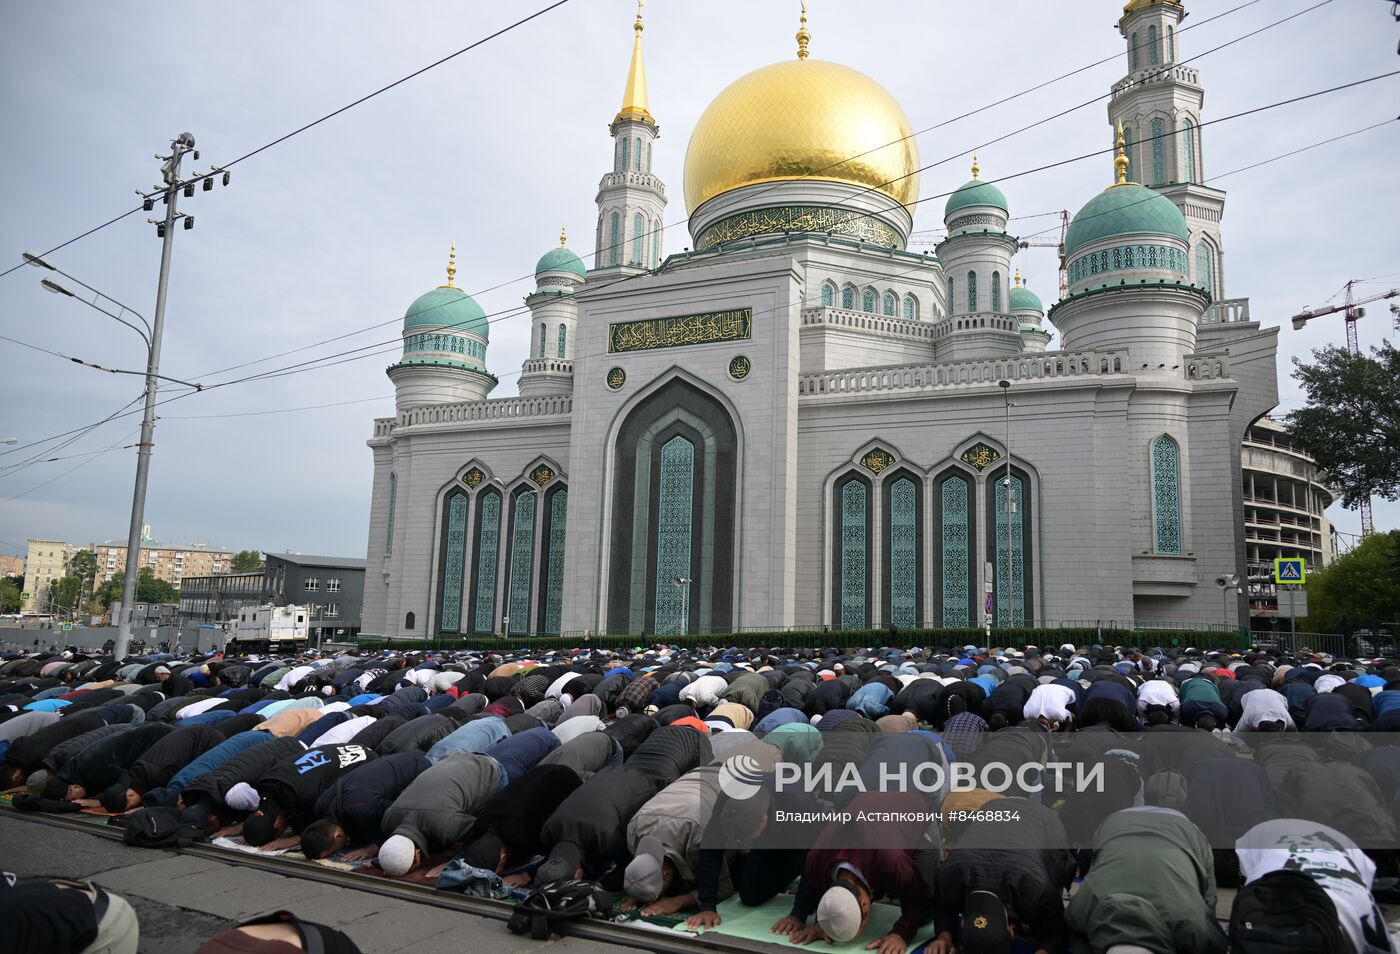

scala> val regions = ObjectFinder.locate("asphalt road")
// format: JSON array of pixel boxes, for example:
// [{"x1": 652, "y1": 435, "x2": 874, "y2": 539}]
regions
[{"x1": 0, "y1": 813, "x2": 630, "y2": 954}]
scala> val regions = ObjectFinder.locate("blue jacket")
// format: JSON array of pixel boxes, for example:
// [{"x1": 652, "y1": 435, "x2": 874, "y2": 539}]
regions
[
  {"x1": 426, "y1": 717, "x2": 510, "y2": 764},
  {"x1": 165, "y1": 729, "x2": 277, "y2": 794},
  {"x1": 484, "y1": 726, "x2": 559, "y2": 785}
]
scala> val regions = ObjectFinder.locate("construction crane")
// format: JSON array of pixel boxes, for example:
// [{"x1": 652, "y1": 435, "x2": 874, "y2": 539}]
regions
[
  {"x1": 908, "y1": 210, "x2": 1073, "y2": 299},
  {"x1": 1015, "y1": 209, "x2": 1071, "y2": 300},
  {"x1": 1289, "y1": 280, "x2": 1400, "y2": 536}
]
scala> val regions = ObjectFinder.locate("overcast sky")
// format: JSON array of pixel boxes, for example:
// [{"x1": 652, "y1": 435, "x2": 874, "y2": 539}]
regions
[{"x1": 1, "y1": 0, "x2": 1396, "y2": 561}]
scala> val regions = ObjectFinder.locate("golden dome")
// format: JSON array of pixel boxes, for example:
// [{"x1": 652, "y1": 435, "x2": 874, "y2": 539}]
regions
[{"x1": 683, "y1": 59, "x2": 920, "y2": 214}]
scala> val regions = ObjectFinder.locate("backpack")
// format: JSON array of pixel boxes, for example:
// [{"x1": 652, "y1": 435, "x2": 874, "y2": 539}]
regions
[
  {"x1": 1228, "y1": 869, "x2": 1353, "y2": 954},
  {"x1": 507, "y1": 879, "x2": 612, "y2": 940},
  {"x1": 121, "y1": 806, "x2": 203, "y2": 849}
]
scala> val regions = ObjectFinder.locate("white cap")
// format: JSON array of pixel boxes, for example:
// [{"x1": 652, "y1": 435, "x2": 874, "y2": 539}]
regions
[
  {"x1": 816, "y1": 885, "x2": 862, "y2": 943},
  {"x1": 225, "y1": 782, "x2": 259, "y2": 812},
  {"x1": 379, "y1": 834, "x2": 417, "y2": 876}
]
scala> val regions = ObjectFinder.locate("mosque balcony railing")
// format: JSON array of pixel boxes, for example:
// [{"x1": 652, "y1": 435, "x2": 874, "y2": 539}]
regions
[
  {"x1": 373, "y1": 418, "x2": 395, "y2": 438},
  {"x1": 1201, "y1": 297, "x2": 1251, "y2": 325},
  {"x1": 931, "y1": 313, "x2": 1022, "y2": 338},
  {"x1": 800, "y1": 307, "x2": 939, "y2": 341},
  {"x1": 383, "y1": 395, "x2": 573, "y2": 431},
  {"x1": 1111, "y1": 64, "x2": 1201, "y2": 97},
  {"x1": 520, "y1": 358, "x2": 575, "y2": 375},
  {"x1": 797, "y1": 347, "x2": 1130, "y2": 398},
  {"x1": 599, "y1": 171, "x2": 666, "y2": 195},
  {"x1": 1183, "y1": 353, "x2": 1231, "y2": 380}
]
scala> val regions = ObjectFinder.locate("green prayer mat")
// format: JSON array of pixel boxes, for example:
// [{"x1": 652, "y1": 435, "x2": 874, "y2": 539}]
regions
[{"x1": 673, "y1": 893, "x2": 907, "y2": 950}]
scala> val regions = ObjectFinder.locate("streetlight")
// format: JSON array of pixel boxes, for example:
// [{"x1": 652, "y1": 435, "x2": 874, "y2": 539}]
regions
[
  {"x1": 0, "y1": 438, "x2": 16, "y2": 445},
  {"x1": 673, "y1": 577, "x2": 692, "y2": 636},
  {"x1": 998, "y1": 380, "x2": 1015, "y2": 628},
  {"x1": 26, "y1": 236, "x2": 194, "y2": 660}
]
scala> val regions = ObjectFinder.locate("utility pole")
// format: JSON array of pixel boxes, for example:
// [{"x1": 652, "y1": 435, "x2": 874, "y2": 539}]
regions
[{"x1": 115, "y1": 132, "x2": 195, "y2": 659}]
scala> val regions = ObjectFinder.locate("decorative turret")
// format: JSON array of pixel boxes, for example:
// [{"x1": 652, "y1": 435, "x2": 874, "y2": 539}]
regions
[
  {"x1": 933, "y1": 156, "x2": 1022, "y2": 360},
  {"x1": 519, "y1": 228, "x2": 584, "y2": 397},
  {"x1": 1049, "y1": 127, "x2": 1206, "y2": 368},
  {"x1": 1010, "y1": 269, "x2": 1052, "y2": 353},
  {"x1": 388, "y1": 243, "x2": 497, "y2": 411},
  {"x1": 594, "y1": 1, "x2": 666, "y2": 274}
]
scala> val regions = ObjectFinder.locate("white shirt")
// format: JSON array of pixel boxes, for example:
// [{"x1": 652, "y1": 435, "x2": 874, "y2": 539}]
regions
[
  {"x1": 311, "y1": 714, "x2": 375, "y2": 747},
  {"x1": 1236, "y1": 819, "x2": 1388, "y2": 954}
]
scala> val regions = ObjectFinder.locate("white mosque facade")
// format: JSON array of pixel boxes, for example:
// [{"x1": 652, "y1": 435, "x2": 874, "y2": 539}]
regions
[{"x1": 362, "y1": 0, "x2": 1278, "y2": 639}]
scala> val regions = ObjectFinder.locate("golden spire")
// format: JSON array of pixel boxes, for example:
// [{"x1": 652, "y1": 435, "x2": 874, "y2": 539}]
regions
[
  {"x1": 1111, "y1": 120, "x2": 1131, "y2": 188},
  {"x1": 796, "y1": 1, "x2": 811, "y2": 60},
  {"x1": 970, "y1": 153, "x2": 981, "y2": 180},
  {"x1": 443, "y1": 241, "x2": 457, "y2": 288},
  {"x1": 560, "y1": 225, "x2": 568, "y2": 248},
  {"x1": 614, "y1": 0, "x2": 654, "y2": 125},
  {"x1": 1014, "y1": 267, "x2": 1023, "y2": 288}
]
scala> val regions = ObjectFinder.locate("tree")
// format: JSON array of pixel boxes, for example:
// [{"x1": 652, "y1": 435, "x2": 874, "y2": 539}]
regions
[
  {"x1": 0, "y1": 575, "x2": 21, "y2": 614},
  {"x1": 69, "y1": 548, "x2": 98, "y2": 596},
  {"x1": 50, "y1": 576, "x2": 83, "y2": 616},
  {"x1": 231, "y1": 550, "x2": 263, "y2": 573},
  {"x1": 97, "y1": 567, "x2": 177, "y2": 607},
  {"x1": 1285, "y1": 329, "x2": 1400, "y2": 508},
  {"x1": 1301, "y1": 530, "x2": 1400, "y2": 636}
]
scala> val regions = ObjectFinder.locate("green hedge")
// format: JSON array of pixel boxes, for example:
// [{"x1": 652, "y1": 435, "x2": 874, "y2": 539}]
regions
[{"x1": 355, "y1": 624, "x2": 1254, "y2": 654}]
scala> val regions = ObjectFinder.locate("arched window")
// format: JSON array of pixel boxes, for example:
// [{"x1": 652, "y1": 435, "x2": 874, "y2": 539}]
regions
[
  {"x1": 404, "y1": 611, "x2": 415, "y2": 631},
  {"x1": 1123, "y1": 126, "x2": 1135, "y2": 182},
  {"x1": 619, "y1": 137, "x2": 629, "y2": 172},
  {"x1": 885, "y1": 474, "x2": 920, "y2": 628},
  {"x1": 642, "y1": 139, "x2": 649, "y2": 173},
  {"x1": 1151, "y1": 435, "x2": 1182, "y2": 555},
  {"x1": 862, "y1": 288, "x2": 877, "y2": 313},
  {"x1": 882, "y1": 291, "x2": 897, "y2": 316},
  {"x1": 1130, "y1": 32, "x2": 1139, "y2": 70},
  {"x1": 1148, "y1": 24, "x2": 1159, "y2": 65},
  {"x1": 1150, "y1": 118, "x2": 1165, "y2": 185},
  {"x1": 1168, "y1": 25, "x2": 1175, "y2": 61},
  {"x1": 654, "y1": 435, "x2": 695, "y2": 636},
  {"x1": 634, "y1": 137, "x2": 642, "y2": 171},
  {"x1": 989, "y1": 469, "x2": 1032, "y2": 626},
  {"x1": 471, "y1": 490, "x2": 502, "y2": 633},
  {"x1": 821, "y1": 281, "x2": 836, "y2": 308},
  {"x1": 538, "y1": 487, "x2": 567, "y2": 634},
  {"x1": 652, "y1": 224, "x2": 660, "y2": 267},
  {"x1": 385, "y1": 472, "x2": 397, "y2": 555},
  {"x1": 967, "y1": 271, "x2": 978, "y2": 311},
  {"x1": 438, "y1": 490, "x2": 469, "y2": 633},
  {"x1": 1180, "y1": 119, "x2": 1196, "y2": 183},
  {"x1": 615, "y1": 138, "x2": 625, "y2": 172},
  {"x1": 632, "y1": 213, "x2": 644, "y2": 265},
  {"x1": 834, "y1": 475, "x2": 871, "y2": 630},
  {"x1": 608, "y1": 212, "x2": 621, "y2": 266},
  {"x1": 556, "y1": 324, "x2": 567, "y2": 358},
  {"x1": 505, "y1": 489, "x2": 536, "y2": 636},
  {"x1": 841, "y1": 285, "x2": 855, "y2": 310},
  {"x1": 991, "y1": 271, "x2": 1002, "y2": 311},
  {"x1": 1195, "y1": 242, "x2": 1215, "y2": 298},
  {"x1": 538, "y1": 324, "x2": 547, "y2": 358},
  {"x1": 947, "y1": 276, "x2": 956, "y2": 312},
  {"x1": 936, "y1": 471, "x2": 973, "y2": 627},
  {"x1": 903, "y1": 295, "x2": 917, "y2": 321}
]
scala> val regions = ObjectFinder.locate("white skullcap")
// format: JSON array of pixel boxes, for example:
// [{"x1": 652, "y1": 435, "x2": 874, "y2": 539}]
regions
[
  {"x1": 816, "y1": 885, "x2": 863, "y2": 943},
  {"x1": 378, "y1": 834, "x2": 418, "y2": 876},
  {"x1": 225, "y1": 782, "x2": 260, "y2": 812}
]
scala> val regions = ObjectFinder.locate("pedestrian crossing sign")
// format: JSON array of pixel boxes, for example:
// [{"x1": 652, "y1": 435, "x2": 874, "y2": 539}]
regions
[{"x1": 1274, "y1": 557, "x2": 1306, "y2": 584}]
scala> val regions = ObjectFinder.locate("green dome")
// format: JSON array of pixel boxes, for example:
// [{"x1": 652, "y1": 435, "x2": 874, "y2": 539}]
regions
[
  {"x1": 1009, "y1": 285, "x2": 1043, "y2": 312},
  {"x1": 403, "y1": 286, "x2": 488, "y2": 338},
  {"x1": 536, "y1": 246, "x2": 586, "y2": 277},
  {"x1": 1064, "y1": 184, "x2": 1189, "y2": 257},
  {"x1": 945, "y1": 179, "x2": 1008, "y2": 218}
]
